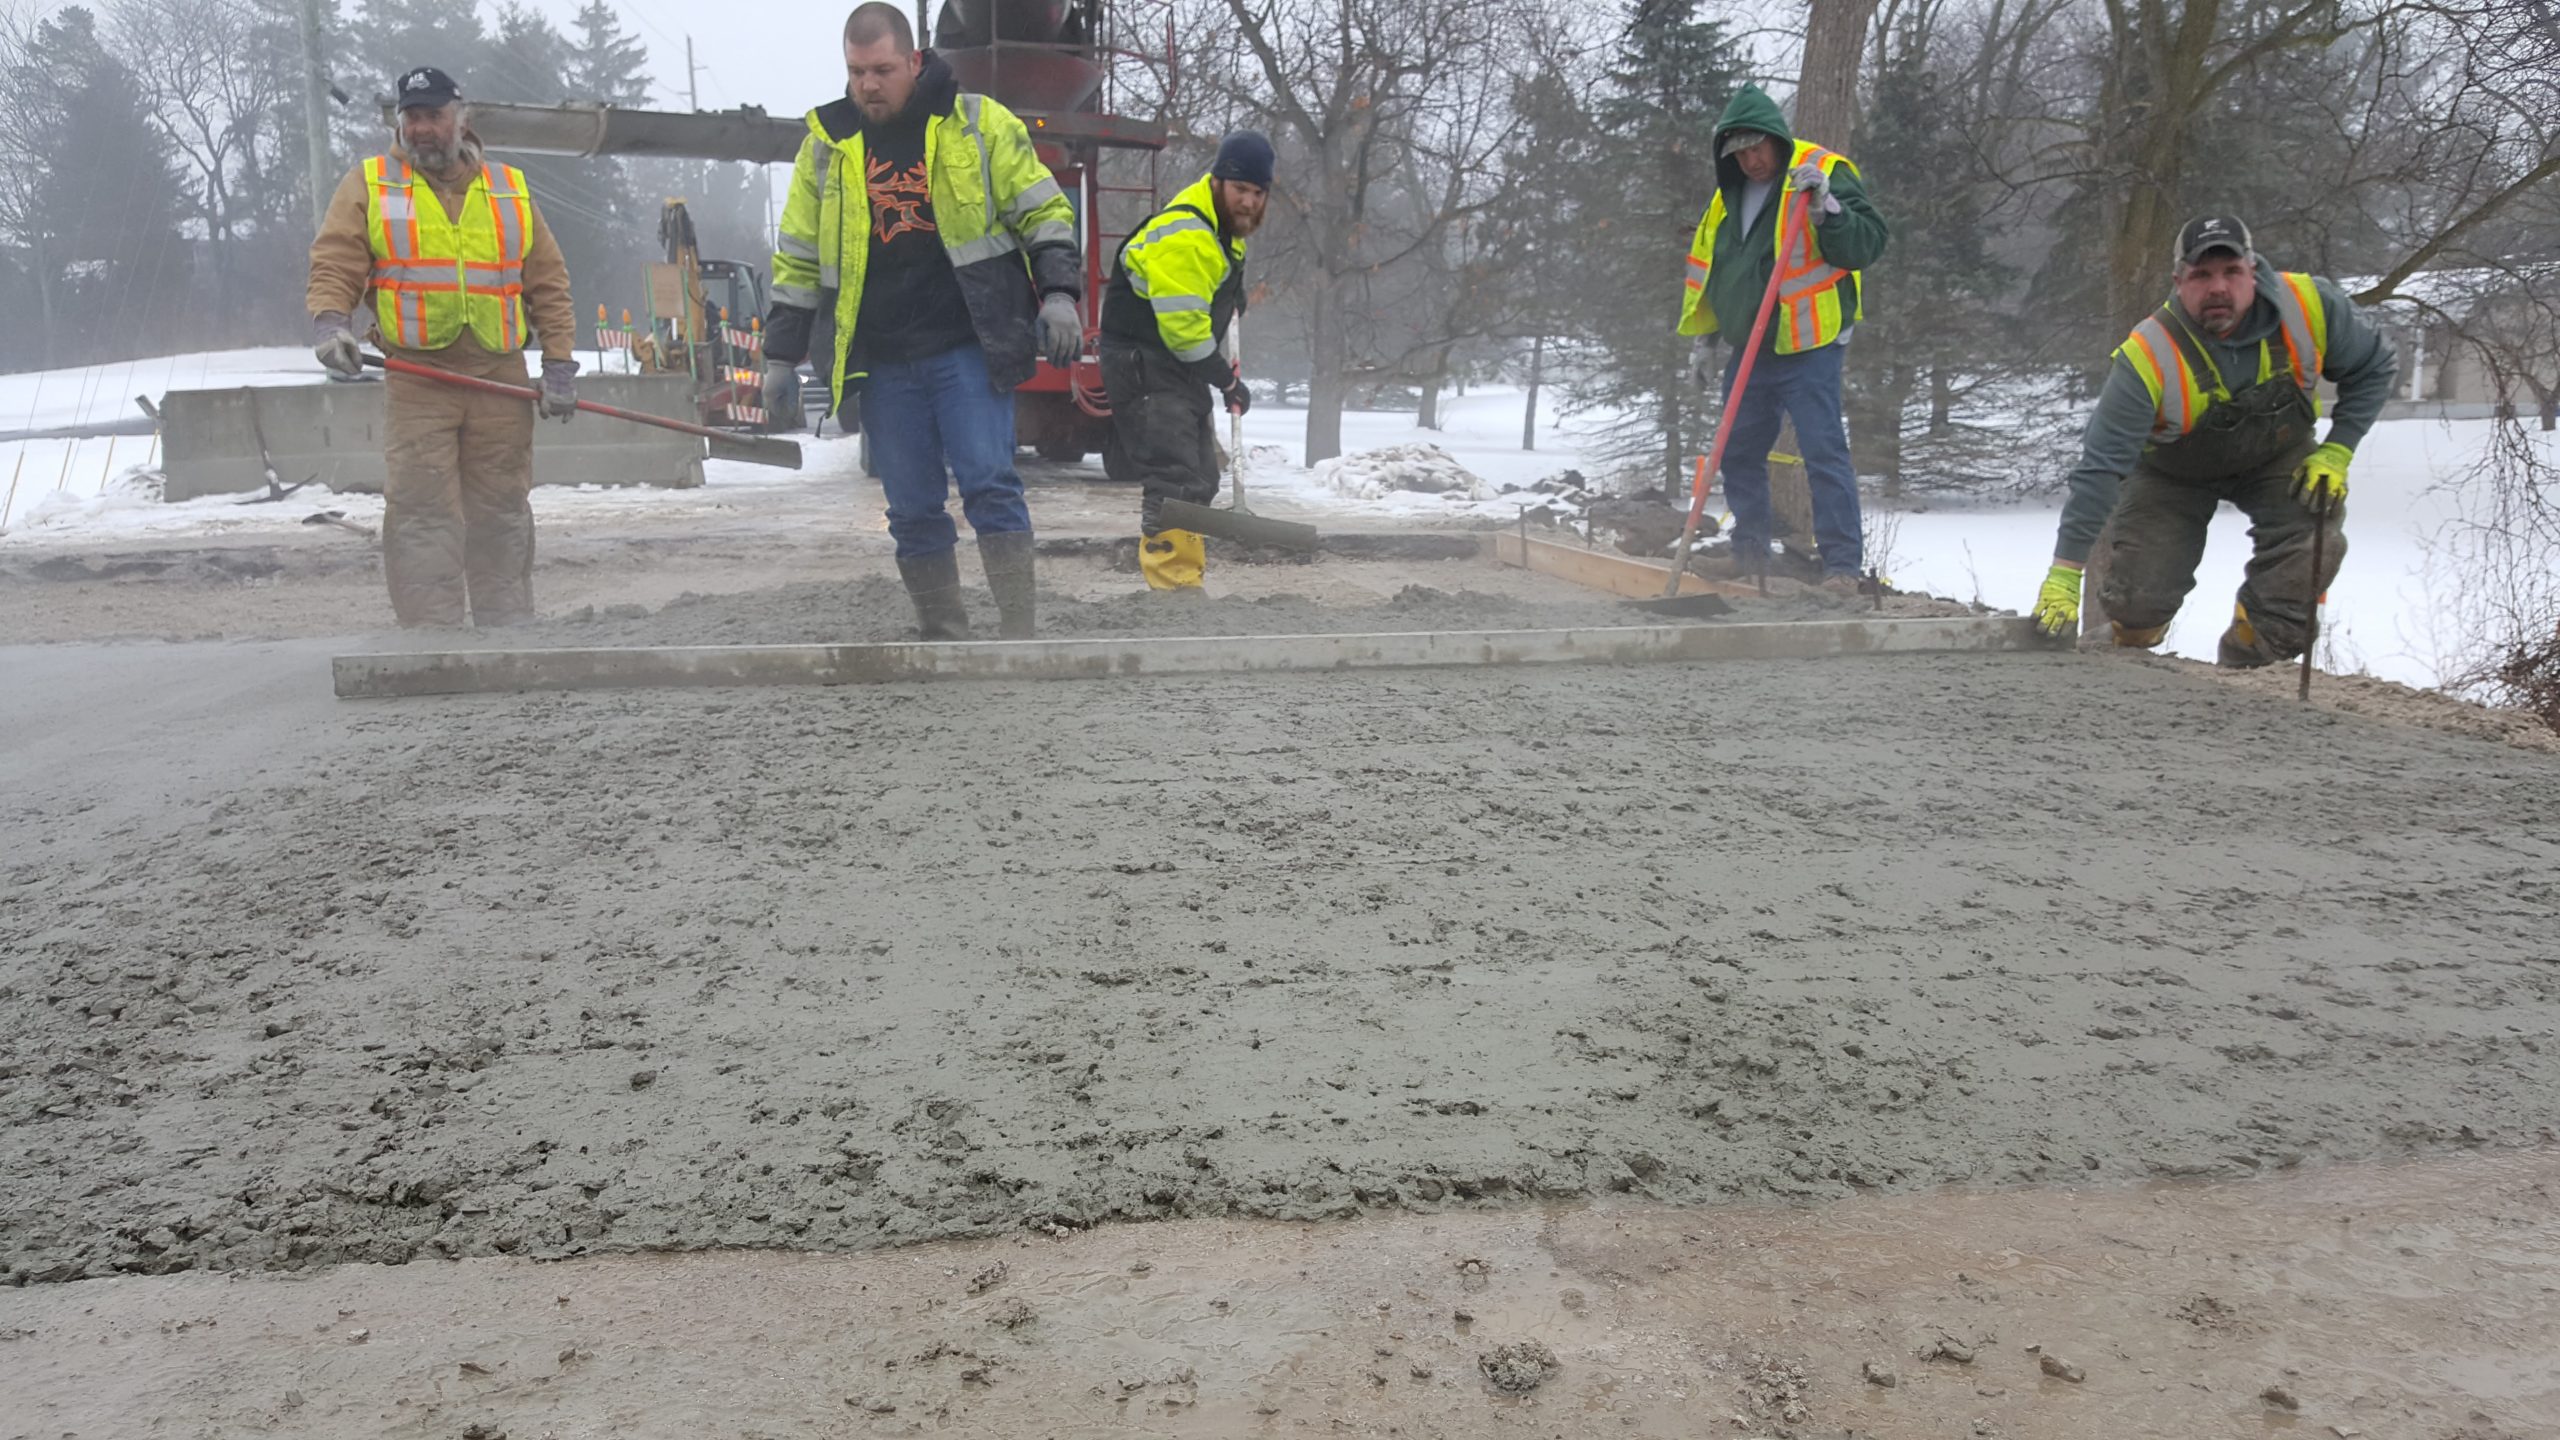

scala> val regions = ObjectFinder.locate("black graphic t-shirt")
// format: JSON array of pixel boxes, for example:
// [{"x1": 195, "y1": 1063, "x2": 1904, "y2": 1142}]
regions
[{"x1": 853, "y1": 102, "x2": 975, "y2": 367}]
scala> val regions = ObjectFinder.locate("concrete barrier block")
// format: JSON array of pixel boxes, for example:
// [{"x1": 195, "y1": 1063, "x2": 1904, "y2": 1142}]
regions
[{"x1": 161, "y1": 374, "x2": 707, "y2": 502}]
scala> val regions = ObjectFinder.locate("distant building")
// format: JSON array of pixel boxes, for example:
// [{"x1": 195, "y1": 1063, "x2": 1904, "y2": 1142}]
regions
[{"x1": 2349, "y1": 263, "x2": 2560, "y2": 424}]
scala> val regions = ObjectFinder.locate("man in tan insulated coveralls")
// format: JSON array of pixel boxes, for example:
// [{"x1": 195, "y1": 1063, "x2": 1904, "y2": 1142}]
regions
[{"x1": 307, "y1": 66, "x2": 579, "y2": 627}]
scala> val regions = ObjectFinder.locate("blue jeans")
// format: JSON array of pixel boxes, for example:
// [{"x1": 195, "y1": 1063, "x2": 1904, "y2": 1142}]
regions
[
  {"x1": 860, "y1": 342, "x2": 1031, "y2": 558},
  {"x1": 1718, "y1": 341, "x2": 1863, "y2": 576}
]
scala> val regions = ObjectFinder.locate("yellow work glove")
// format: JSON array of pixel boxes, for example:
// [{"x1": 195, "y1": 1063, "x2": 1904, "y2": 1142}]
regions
[
  {"x1": 2293, "y1": 441, "x2": 2351, "y2": 513},
  {"x1": 2032, "y1": 562, "x2": 2083, "y2": 637}
]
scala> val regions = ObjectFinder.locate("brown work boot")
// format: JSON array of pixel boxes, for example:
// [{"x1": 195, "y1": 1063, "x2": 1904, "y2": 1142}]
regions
[
  {"x1": 1818, "y1": 573, "x2": 1862, "y2": 597},
  {"x1": 2216, "y1": 602, "x2": 2275, "y2": 668},
  {"x1": 2111, "y1": 621, "x2": 2169, "y2": 648}
]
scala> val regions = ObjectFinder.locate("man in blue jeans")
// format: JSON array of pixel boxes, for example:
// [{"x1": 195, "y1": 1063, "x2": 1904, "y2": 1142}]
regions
[
  {"x1": 763, "y1": 3, "x2": 1082, "y2": 638},
  {"x1": 1676, "y1": 84, "x2": 1890, "y2": 591}
]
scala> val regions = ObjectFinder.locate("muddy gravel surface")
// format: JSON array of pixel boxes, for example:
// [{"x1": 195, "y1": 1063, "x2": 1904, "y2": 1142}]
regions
[
  {"x1": 2, "y1": 644, "x2": 2557, "y2": 1286},
  {"x1": 4, "y1": 1149, "x2": 2556, "y2": 1439}
]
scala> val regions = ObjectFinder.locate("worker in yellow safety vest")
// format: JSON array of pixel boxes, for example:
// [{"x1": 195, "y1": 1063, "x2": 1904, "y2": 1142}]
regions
[
  {"x1": 2028, "y1": 215, "x2": 2398, "y2": 664},
  {"x1": 1675, "y1": 84, "x2": 1890, "y2": 592},
  {"x1": 1098, "y1": 132, "x2": 1271, "y2": 590},
  {"x1": 307, "y1": 65, "x2": 580, "y2": 628}
]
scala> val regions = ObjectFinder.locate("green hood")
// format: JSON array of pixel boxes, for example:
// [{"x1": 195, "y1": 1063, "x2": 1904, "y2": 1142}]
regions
[{"x1": 1712, "y1": 85, "x2": 1794, "y2": 191}]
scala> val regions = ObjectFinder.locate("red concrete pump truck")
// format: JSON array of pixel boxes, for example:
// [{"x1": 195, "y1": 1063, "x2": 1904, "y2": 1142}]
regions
[{"x1": 448, "y1": 0, "x2": 1173, "y2": 462}]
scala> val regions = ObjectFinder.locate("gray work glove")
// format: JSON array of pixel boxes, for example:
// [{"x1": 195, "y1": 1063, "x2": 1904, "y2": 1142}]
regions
[
  {"x1": 1221, "y1": 374, "x2": 1253, "y2": 417},
  {"x1": 312, "y1": 312, "x2": 363, "y2": 378},
  {"x1": 1690, "y1": 335, "x2": 1722, "y2": 391},
  {"x1": 1038, "y1": 292, "x2": 1082, "y2": 369},
  {"x1": 1788, "y1": 161, "x2": 1843, "y2": 216},
  {"x1": 538, "y1": 359, "x2": 578, "y2": 421},
  {"x1": 762, "y1": 359, "x2": 798, "y2": 419}
]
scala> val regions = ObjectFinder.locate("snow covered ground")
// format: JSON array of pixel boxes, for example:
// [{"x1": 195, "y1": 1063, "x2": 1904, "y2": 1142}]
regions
[{"x1": 3, "y1": 349, "x2": 2543, "y2": 692}]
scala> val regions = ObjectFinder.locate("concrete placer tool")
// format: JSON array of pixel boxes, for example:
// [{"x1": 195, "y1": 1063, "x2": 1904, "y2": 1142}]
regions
[
  {"x1": 1159, "y1": 409, "x2": 1319, "y2": 553},
  {"x1": 362, "y1": 353, "x2": 803, "y2": 470}
]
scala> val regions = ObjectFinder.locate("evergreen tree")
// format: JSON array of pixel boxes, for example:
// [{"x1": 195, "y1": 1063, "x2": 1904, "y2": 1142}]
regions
[
  {"x1": 1847, "y1": 47, "x2": 2013, "y2": 491},
  {"x1": 479, "y1": 5, "x2": 647, "y2": 342},
  {"x1": 567, "y1": 0, "x2": 652, "y2": 108},
  {"x1": 1555, "y1": 0, "x2": 1749, "y2": 493},
  {"x1": 351, "y1": 0, "x2": 484, "y2": 99},
  {"x1": 7, "y1": 6, "x2": 192, "y2": 366}
]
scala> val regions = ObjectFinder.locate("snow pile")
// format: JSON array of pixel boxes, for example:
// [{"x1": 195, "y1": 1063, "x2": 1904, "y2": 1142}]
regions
[
  {"x1": 1310, "y1": 443, "x2": 1492, "y2": 502},
  {"x1": 13, "y1": 466, "x2": 165, "y2": 531}
]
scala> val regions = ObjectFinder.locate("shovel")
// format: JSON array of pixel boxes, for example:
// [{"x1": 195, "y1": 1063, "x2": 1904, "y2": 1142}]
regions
[
  {"x1": 363, "y1": 354, "x2": 802, "y2": 470},
  {"x1": 1159, "y1": 404, "x2": 1319, "y2": 553}
]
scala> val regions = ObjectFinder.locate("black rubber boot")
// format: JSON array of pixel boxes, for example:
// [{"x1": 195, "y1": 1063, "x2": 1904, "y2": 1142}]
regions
[
  {"x1": 896, "y1": 548, "x2": 971, "y2": 641},
  {"x1": 977, "y1": 530, "x2": 1037, "y2": 640}
]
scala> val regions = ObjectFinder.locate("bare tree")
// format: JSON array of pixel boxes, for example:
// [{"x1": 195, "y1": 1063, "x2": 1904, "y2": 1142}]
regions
[
  {"x1": 107, "y1": 0, "x2": 283, "y2": 329},
  {"x1": 1195, "y1": 0, "x2": 1533, "y2": 462}
]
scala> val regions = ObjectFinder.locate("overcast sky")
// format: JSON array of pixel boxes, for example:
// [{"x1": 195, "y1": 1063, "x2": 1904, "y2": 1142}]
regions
[{"x1": 507, "y1": 0, "x2": 862, "y2": 118}]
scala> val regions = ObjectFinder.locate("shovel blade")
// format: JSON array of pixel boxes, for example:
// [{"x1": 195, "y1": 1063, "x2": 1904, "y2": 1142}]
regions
[
  {"x1": 1159, "y1": 498, "x2": 1320, "y2": 553},
  {"x1": 707, "y1": 432, "x2": 803, "y2": 470}
]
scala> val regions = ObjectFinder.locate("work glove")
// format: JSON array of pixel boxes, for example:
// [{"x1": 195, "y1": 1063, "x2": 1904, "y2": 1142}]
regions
[
  {"x1": 1221, "y1": 374, "x2": 1253, "y2": 417},
  {"x1": 538, "y1": 360, "x2": 578, "y2": 422},
  {"x1": 2293, "y1": 441, "x2": 2351, "y2": 513},
  {"x1": 2032, "y1": 562, "x2": 2083, "y2": 637},
  {"x1": 1788, "y1": 162, "x2": 1843, "y2": 216},
  {"x1": 762, "y1": 359, "x2": 798, "y2": 418},
  {"x1": 312, "y1": 312, "x2": 363, "y2": 378},
  {"x1": 1038, "y1": 292, "x2": 1082, "y2": 369},
  {"x1": 1690, "y1": 335, "x2": 1721, "y2": 391}
]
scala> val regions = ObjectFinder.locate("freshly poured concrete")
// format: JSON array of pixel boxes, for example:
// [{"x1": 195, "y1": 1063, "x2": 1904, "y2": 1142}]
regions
[{"x1": 5, "y1": 629, "x2": 2555, "y2": 1287}]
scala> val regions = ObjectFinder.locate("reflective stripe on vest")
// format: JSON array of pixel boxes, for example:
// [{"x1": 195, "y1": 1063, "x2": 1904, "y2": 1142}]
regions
[
  {"x1": 1772, "y1": 143, "x2": 1856, "y2": 352},
  {"x1": 364, "y1": 156, "x2": 532, "y2": 352},
  {"x1": 1680, "y1": 140, "x2": 1863, "y2": 354},
  {"x1": 2118, "y1": 272, "x2": 2329, "y2": 443}
]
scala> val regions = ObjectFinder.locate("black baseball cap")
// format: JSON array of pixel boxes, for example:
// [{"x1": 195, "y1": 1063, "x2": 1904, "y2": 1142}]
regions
[
  {"x1": 2173, "y1": 214, "x2": 2252, "y2": 267},
  {"x1": 395, "y1": 67, "x2": 462, "y2": 109}
]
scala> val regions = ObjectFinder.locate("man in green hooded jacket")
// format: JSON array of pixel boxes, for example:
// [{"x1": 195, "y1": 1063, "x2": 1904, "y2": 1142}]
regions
[{"x1": 1676, "y1": 85, "x2": 1890, "y2": 589}]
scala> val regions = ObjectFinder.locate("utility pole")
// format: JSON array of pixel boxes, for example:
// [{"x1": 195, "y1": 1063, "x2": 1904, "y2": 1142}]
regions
[
  {"x1": 297, "y1": 0, "x2": 336, "y2": 229},
  {"x1": 686, "y1": 36, "x2": 700, "y2": 112}
]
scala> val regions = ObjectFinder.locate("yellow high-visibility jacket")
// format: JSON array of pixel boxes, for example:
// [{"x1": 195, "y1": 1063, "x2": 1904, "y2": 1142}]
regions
[
  {"x1": 1099, "y1": 174, "x2": 1246, "y2": 372},
  {"x1": 766, "y1": 58, "x2": 1080, "y2": 411}
]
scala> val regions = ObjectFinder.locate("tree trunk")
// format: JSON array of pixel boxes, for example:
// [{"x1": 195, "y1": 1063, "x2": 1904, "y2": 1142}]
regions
[
  {"x1": 1304, "y1": 282, "x2": 1348, "y2": 464},
  {"x1": 1417, "y1": 346, "x2": 1448, "y2": 431},
  {"x1": 31, "y1": 229, "x2": 57, "y2": 370},
  {"x1": 1877, "y1": 361, "x2": 1915, "y2": 499},
  {"x1": 1928, "y1": 363, "x2": 1953, "y2": 436},
  {"x1": 1523, "y1": 332, "x2": 1542, "y2": 451},
  {"x1": 2102, "y1": 0, "x2": 2216, "y2": 338},
  {"x1": 1794, "y1": 0, "x2": 1883, "y2": 143}
]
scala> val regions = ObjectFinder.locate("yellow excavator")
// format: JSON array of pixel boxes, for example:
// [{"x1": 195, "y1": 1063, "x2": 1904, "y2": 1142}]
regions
[{"x1": 629, "y1": 198, "x2": 779, "y2": 431}]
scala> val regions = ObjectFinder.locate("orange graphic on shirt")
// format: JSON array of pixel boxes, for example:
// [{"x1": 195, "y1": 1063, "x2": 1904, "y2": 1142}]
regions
[{"x1": 867, "y1": 153, "x2": 934, "y2": 244}]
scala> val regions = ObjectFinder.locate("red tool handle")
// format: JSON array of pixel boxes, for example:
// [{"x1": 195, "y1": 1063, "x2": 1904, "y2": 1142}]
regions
[
  {"x1": 1682, "y1": 190, "x2": 1814, "y2": 536},
  {"x1": 363, "y1": 352, "x2": 739, "y2": 444}
]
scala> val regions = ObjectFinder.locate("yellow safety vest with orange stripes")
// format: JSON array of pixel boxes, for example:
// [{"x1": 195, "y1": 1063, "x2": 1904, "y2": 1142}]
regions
[
  {"x1": 361, "y1": 155, "x2": 533, "y2": 353},
  {"x1": 1678, "y1": 139, "x2": 1864, "y2": 354},
  {"x1": 2117, "y1": 273, "x2": 2328, "y2": 442}
]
